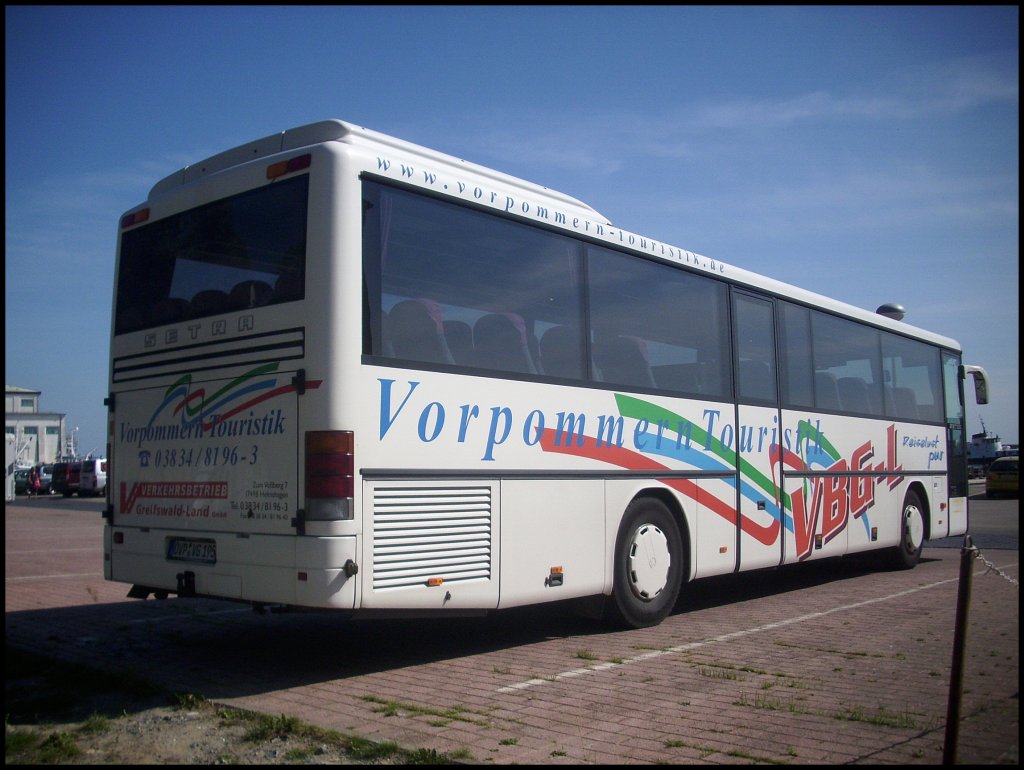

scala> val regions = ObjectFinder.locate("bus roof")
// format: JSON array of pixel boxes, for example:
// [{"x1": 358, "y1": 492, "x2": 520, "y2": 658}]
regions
[
  {"x1": 149, "y1": 119, "x2": 609, "y2": 224},
  {"x1": 144, "y1": 119, "x2": 961, "y2": 353}
]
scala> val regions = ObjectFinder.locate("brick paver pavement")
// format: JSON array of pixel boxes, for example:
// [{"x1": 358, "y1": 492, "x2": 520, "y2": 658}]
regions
[{"x1": 6, "y1": 497, "x2": 1018, "y2": 764}]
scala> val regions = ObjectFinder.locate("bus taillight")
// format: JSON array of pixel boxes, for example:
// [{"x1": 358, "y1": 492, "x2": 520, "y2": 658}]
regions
[
  {"x1": 120, "y1": 208, "x2": 149, "y2": 229},
  {"x1": 267, "y1": 153, "x2": 311, "y2": 180},
  {"x1": 305, "y1": 430, "x2": 354, "y2": 521}
]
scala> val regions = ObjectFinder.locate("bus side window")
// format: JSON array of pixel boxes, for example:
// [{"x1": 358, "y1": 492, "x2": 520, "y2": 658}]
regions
[
  {"x1": 379, "y1": 310, "x2": 394, "y2": 357},
  {"x1": 388, "y1": 298, "x2": 454, "y2": 365},
  {"x1": 473, "y1": 313, "x2": 537, "y2": 374},
  {"x1": 739, "y1": 360, "x2": 773, "y2": 401},
  {"x1": 837, "y1": 377, "x2": 872, "y2": 414},
  {"x1": 662, "y1": 363, "x2": 705, "y2": 394},
  {"x1": 595, "y1": 335, "x2": 656, "y2": 389},
  {"x1": 815, "y1": 372, "x2": 841, "y2": 411},
  {"x1": 891, "y1": 386, "x2": 919, "y2": 419},
  {"x1": 539, "y1": 325, "x2": 585, "y2": 379},
  {"x1": 444, "y1": 320, "x2": 474, "y2": 366}
]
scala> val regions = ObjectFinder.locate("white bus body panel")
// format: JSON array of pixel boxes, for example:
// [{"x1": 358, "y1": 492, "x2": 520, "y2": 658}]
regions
[
  {"x1": 498, "y1": 480, "x2": 605, "y2": 609},
  {"x1": 105, "y1": 526, "x2": 357, "y2": 608}
]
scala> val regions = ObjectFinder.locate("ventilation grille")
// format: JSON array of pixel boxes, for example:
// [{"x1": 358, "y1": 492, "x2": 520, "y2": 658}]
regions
[
  {"x1": 113, "y1": 328, "x2": 304, "y2": 383},
  {"x1": 372, "y1": 485, "x2": 493, "y2": 590}
]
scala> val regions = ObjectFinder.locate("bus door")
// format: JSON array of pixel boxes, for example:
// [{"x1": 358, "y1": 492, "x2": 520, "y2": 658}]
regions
[
  {"x1": 943, "y1": 353, "x2": 969, "y2": 535},
  {"x1": 732, "y1": 292, "x2": 785, "y2": 571},
  {"x1": 943, "y1": 353, "x2": 969, "y2": 499}
]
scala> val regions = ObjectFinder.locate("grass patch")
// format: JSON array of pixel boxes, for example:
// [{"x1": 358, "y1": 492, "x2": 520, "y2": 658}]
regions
[
  {"x1": 5, "y1": 730, "x2": 84, "y2": 764},
  {"x1": 5, "y1": 731, "x2": 38, "y2": 756},
  {"x1": 665, "y1": 735, "x2": 793, "y2": 764},
  {"x1": 359, "y1": 694, "x2": 490, "y2": 727},
  {"x1": 5, "y1": 644, "x2": 471, "y2": 766},
  {"x1": 79, "y1": 713, "x2": 111, "y2": 735},
  {"x1": 173, "y1": 691, "x2": 207, "y2": 710},
  {"x1": 243, "y1": 712, "x2": 306, "y2": 742},
  {"x1": 735, "y1": 686, "x2": 926, "y2": 732},
  {"x1": 36, "y1": 731, "x2": 83, "y2": 763},
  {"x1": 833, "y1": 705, "x2": 920, "y2": 729},
  {"x1": 697, "y1": 663, "x2": 744, "y2": 681},
  {"x1": 735, "y1": 692, "x2": 813, "y2": 715},
  {"x1": 226, "y1": 708, "x2": 469, "y2": 764},
  {"x1": 348, "y1": 736, "x2": 404, "y2": 761},
  {"x1": 237, "y1": 709, "x2": 460, "y2": 763},
  {"x1": 665, "y1": 738, "x2": 717, "y2": 759},
  {"x1": 774, "y1": 640, "x2": 886, "y2": 659}
]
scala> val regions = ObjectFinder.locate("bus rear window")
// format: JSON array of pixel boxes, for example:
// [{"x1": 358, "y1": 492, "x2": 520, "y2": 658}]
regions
[{"x1": 115, "y1": 175, "x2": 309, "y2": 334}]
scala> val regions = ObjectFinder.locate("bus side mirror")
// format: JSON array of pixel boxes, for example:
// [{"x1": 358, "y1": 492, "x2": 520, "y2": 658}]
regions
[{"x1": 962, "y1": 365, "x2": 989, "y2": 405}]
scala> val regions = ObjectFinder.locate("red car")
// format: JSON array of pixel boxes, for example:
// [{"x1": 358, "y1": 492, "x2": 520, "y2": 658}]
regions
[{"x1": 51, "y1": 461, "x2": 82, "y2": 497}]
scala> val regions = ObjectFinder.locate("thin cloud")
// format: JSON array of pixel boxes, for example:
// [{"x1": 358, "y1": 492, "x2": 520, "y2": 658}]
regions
[
  {"x1": 442, "y1": 51, "x2": 1016, "y2": 178},
  {"x1": 692, "y1": 52, "x2": 1017, "y2": 130}
]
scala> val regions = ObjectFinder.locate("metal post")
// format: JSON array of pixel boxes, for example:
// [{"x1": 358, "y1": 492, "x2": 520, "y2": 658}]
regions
[{"x1": 943, "y1": 535, "x2": 977, "y2": 765}]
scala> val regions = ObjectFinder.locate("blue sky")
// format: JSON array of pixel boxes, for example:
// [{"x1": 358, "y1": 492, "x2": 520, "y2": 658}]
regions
[{"x1": 5, "y1": 6, "x2": 1018, "y2": 457}]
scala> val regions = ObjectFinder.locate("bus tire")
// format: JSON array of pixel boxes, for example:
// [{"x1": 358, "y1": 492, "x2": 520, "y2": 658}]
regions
[
  {"x1": 890, "y1": 489, "x2": 925, "y2": 570},
  {"x1": 606, "y1": 497, "x2": 684, "y2": 629}
]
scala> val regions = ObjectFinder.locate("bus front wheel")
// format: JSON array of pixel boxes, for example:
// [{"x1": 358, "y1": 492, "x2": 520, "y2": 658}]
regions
[
  {"x1": 606, "y1": 497, "x2": 684, "y2": 629},
  {"x1": 890, "y1": 489, "x2": 925, "y2": 570}
]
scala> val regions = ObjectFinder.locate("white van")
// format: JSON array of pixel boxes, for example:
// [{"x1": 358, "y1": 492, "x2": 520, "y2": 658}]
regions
[{"x1": 79, "y1": 458, "x2": 108, "y2": 496}]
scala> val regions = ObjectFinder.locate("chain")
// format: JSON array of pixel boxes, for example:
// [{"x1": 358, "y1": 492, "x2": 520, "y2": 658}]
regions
[{"x1": 974, "y1": 548, "x2": 1019, "y2": 588}]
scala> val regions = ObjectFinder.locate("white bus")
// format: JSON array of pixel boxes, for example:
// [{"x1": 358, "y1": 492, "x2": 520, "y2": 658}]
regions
[{"x1": 105, "y1": 119, "x2": 989, "y2": 628}]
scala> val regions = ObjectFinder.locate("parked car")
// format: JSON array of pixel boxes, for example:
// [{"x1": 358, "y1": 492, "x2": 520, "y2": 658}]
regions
[
  {"x1": 79, "y1": 458, "x2": 108, "y2": 496},
  {"x1": 36, "y1": 464, "x2": 54, "y2": 495},
  {"x1": 985, "y1": 455, "x2": 1019, "y2": 498},
  {"x1": 51, "y1": 462, "x2": 67, "y2": 495},
  {"x1": 52, "y1": 461, "x2": 82, "y2": 497},
  {"x1": 14, "y1": 468, "x2": 30, "y2": 495}
]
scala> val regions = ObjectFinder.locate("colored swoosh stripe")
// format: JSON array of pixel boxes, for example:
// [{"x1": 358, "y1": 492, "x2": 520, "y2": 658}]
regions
[
  {"x1": 200, "y1": 380, "x2": 322, "y2": 429},
  {"x1": 538, "y1": 427, "x2": 780, "y2": 546},
  {"x1": 614, "y1": 394, "x2": 736, "y2": 469},
  {"x1": 147, "y1": 362, "x2": 320, "y2": 429},
  {"x1": 172, "y1": 363, "x2": 281, "y2": 420},
  {"x1": 616, "y1": 395, "x2": 794, "y2": 526},
  {"x1": 149, "y1": 363, "x2": 281, "y2": 426}
]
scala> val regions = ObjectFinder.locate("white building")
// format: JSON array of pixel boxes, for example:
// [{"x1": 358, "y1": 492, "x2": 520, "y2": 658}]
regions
[{"x1": 5, "y1": 384, "x2": 66, "y2": 466}]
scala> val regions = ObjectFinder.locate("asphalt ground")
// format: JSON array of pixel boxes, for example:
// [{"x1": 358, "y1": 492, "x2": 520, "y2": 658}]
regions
[{"x1": 5, "y1": 484, "x2": 1018, "y2": 764}]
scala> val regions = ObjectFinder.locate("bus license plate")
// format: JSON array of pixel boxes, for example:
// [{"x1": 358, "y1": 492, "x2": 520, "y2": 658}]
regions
[{"x1": 167, "y1": 538, "x2": 216, "y2": 564}]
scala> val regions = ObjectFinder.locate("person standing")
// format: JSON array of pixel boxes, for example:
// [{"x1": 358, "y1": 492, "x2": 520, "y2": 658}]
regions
[{"x1": 27, "y1": 465, "x2": 41, "y2": 498}]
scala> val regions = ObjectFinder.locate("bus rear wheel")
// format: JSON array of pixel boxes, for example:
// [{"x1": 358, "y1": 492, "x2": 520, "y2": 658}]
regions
[
  {"x1": 890, "y1": 489, "x2": 925, "y2": 570},
  {"x1": 606, "y1": 497, "x2": 684, "y2": 629}
]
